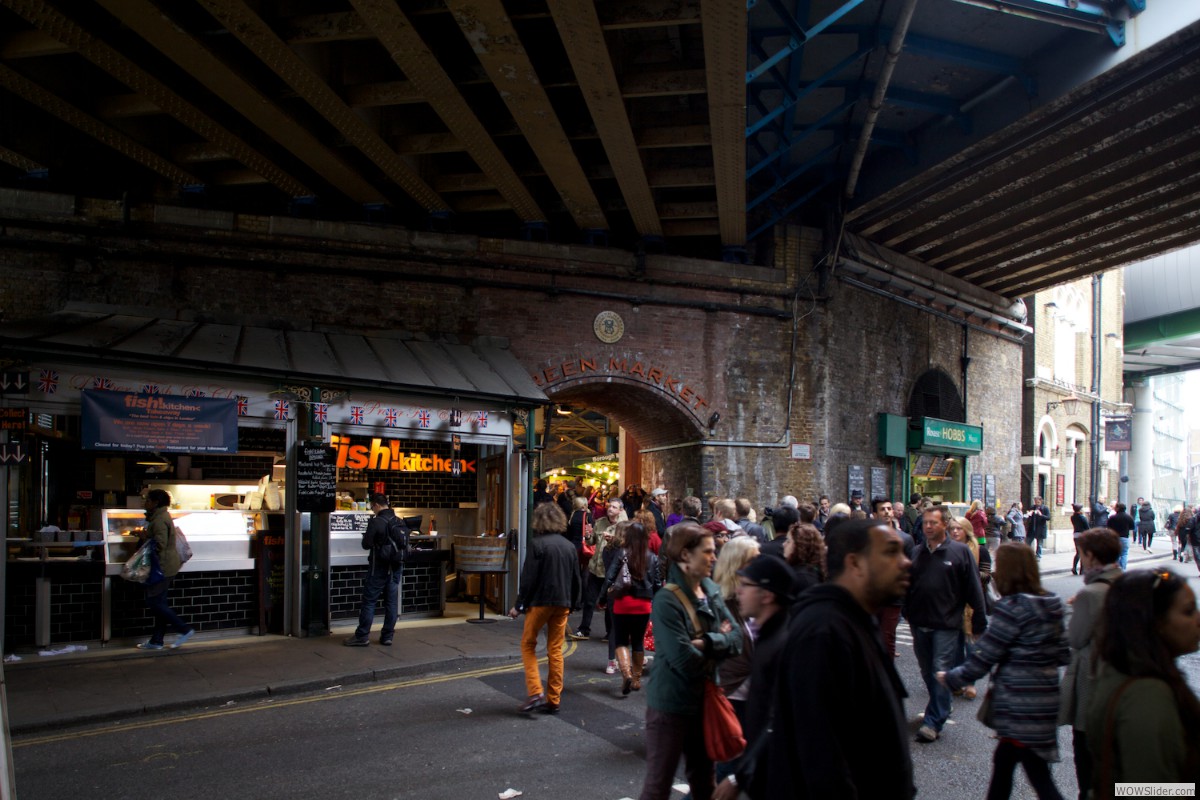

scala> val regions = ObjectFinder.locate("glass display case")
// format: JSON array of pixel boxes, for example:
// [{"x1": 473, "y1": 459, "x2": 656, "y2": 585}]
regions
[{"x1": 101, "y1": 509, "x2": 259, "y2": 575}]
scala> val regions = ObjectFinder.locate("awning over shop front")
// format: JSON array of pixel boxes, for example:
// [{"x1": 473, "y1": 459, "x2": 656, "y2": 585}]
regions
[{"x1": 0, "y1": 306, "x2": 548, "y2": 407}]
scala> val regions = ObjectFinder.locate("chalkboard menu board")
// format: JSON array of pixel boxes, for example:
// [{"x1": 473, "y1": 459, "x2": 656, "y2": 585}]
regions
[
  {"x1": 985, "y1": 475, "x2": 996, "y2": 508},
  {"x1": 847, "y1": 465, "x2": 866, "y2": 499},
  {"x1": 912, "y1": 454, "x2": 935, "y2": 477},
  {"x1": 329, "y1": 512, "x2": 372, "y2": 533},
  {"x1": 239, "y1": 427, "x2": 286, "y2": 454},
  {"x1": 870, "y1": 467, "x2": 888, "y2": 502},
  {"x1": 296, "y1": 442, "x2": 336, "y2": 512},
  {"x1": 970, "y1": 473, "x2": 984, "y2": 502}
]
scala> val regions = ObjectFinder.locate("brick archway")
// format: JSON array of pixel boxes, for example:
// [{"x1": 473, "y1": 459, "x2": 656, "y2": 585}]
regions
[{"x1": 545, "y1": 376, "x2": 705, "y2": 450}]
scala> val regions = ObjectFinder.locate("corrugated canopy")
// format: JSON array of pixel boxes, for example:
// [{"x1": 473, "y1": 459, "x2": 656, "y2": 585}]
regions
[{"x1": 0, "y1": 309, "x2": 547, "y2": 406}]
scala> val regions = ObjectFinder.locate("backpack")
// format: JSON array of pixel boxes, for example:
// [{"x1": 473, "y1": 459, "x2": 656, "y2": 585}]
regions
[
  {"x1": 174, "y1": 525, "x2": 193, "y2": 564},
  {"x1": 376, "y1": 515, "x2": 410, "y2": 568}
]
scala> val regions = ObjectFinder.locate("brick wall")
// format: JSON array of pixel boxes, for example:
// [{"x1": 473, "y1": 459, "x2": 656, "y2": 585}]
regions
[
  {"x1": 0, "y1": 198, "x2": 1027, "y2": 522},
  {"x1": 330, "y1": 563, "x2": 443, "y2": 619},
  {"x1": 110, "y1": 570, "x2": 257, "y2": 639}
]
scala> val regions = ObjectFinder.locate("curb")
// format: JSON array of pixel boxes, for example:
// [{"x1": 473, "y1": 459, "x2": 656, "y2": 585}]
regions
[{"x1": 9, "y1": 652, "x2": 524, "y2": 737}]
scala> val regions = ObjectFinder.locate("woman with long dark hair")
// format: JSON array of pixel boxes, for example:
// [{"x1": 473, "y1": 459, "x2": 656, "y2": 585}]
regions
[
  {"x1": 1086, "y1": 569, "x2": 1200, "y2": 793},
  {"x1": 600, "y1": 521, "x2": 660, "y2": 695},
  {"x1": 781, "y1": 521, "x2": 825, "y2": 594},
  {"x1": 939, "y1": 544, "x2": 1069, "y2": 800}
]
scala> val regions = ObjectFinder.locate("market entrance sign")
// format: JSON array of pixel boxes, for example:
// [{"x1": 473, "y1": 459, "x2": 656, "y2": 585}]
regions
[
  {"x1": 908, "y1": 417, "x2": 983, "y2": 454},
  {"x1": 81, "y1": 390, "x2": 238, "y2": 453}
]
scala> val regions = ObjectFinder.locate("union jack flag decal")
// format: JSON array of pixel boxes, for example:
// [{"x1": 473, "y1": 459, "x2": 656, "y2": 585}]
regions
[
  {"x1": 38, "y1": 370, "x2": 58, "y2": 395},
  {"x1": 274, "y1": 399, "x2": 290, "y2": 420},
  {"x1": 313, "y1": 403, "x2": 328, "y2": 423},
  {"x1": 350, "y1": 406, "x2": 364, "y2": 425},
  {"x1": 93, "y1": 377, "x2": 113, "y2": 391},
  {"x1": 141, "y1": 384, "x2": 160, "y2": 395},
  {"x1": 477, "y1": 411, "x2": 488, "y2": 428},
  {"x1": 185, "y1": 388, "x2": 205, "y2": 398},
  {"x1": 385, "y1": 408, "x2": 399, "y2": 427},
  {"x1": 236, "y1": 396, "x2": 249, "y2": 416},
  {"x1": 417, "y1": 410, "x2": 431, "y2": 428}
]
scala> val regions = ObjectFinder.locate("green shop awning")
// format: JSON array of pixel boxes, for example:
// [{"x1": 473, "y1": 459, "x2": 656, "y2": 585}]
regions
[{"x1": 908, "y1": 417, "x2": 983, "y2": 455}]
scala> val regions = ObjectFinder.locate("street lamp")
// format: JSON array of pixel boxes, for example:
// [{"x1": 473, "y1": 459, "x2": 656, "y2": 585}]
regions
[{"x1": 1047, "y1": 394, "x2": 1081, "y2": 415}]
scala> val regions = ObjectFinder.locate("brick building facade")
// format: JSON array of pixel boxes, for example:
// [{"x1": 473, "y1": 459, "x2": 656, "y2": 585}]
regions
[{"x1": 0, "y1": 190, "x2": 1026, "y2": 512}]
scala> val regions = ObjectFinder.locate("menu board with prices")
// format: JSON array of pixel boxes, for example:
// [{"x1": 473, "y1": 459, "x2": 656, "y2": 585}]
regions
[
  {"x1": 970, "y1": 473, "x2": 985, "y2": 502},
  {"x1": 912, "y1": 454, "x2": 935, "y2": 477},
  {"x1": 296, "y1": 441, "x2": 336, "y2": 513},
  {"x1": 847, "y1": 465, "x2": 866, "y2": 500}
]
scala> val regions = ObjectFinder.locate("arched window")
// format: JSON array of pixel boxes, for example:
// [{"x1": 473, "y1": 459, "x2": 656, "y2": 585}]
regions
[{"x1": 907, "y1": 369, "x2": 964, "y2": 422}]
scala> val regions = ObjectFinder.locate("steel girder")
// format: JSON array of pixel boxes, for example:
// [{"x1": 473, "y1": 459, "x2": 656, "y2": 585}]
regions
[
  {"x1": 703, "y1": 0, "x2": 748, "y2": 245},
  {"x1": 947, "y1": 0, "x2": 1142, "y2": 47}
]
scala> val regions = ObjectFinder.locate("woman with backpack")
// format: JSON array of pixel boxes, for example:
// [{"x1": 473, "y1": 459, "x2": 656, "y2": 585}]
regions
[
  {"x1": 135, "y1": 489, "x2": 195, "y2": 651},
  {"x1": 599, "y1": 521, "x2": 660, "y2": 695}
]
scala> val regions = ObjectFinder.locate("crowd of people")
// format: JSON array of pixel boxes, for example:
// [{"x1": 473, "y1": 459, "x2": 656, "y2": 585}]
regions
[{"x1": 510, "y1": 481, "x2": 1200, "y2": 800}]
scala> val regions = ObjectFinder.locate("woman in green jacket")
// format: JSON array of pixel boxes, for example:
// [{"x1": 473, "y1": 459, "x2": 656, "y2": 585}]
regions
[
  {"x1": 1087, "y1": 569, "x2": 1200, "y2": 794},
  {"x1": 135, "y1": 489, "x2": 195, "y2": 651},
  {"x1": 640, "y1": 523, "x2": 742, "y2": 800}
]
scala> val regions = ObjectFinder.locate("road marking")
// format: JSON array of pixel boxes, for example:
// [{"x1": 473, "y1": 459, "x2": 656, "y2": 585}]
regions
[{"x1": 14, "y1": 640, "x2": 578, "y2": 748}]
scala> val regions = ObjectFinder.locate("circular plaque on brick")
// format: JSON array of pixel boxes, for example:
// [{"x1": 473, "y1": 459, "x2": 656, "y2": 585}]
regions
[{"x1": 593, "y1": 310, "x2": 625, "y2": 343}]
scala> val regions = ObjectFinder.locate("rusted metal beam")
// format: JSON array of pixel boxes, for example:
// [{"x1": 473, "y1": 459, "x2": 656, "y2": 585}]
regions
[
  {"x1": 211, "y1": 169, "x2": 270, "y2": 186},
  {"x1": 99, "y1": 0, "x2": 387, "y2": 205},
  {"x1": 194, "y1": 0, "x2": 448, "y2": 211},
  {"x1": 173, "y1": 143, "x2": 232, "y2": 163},
  {"x1": 0, "y1": 63, "x2": 198, "y2": 185},
  {"x1": 343, "y1": 81, "x2": 422, "y2": 108},
  {"x1": 445, "y1": 0, "x2": 605, "y2": 231},
  {"x1": 350, "y1": 0, "x2": 544, "y2": 223},
  {"x1": 0, "y1": 143, "x2": 43, "y2": 172},
  {"x1": 639, "y1": 125, "x2": 711, "y2": 149},
  {"x1": 621, "y1": 69, "x2": 707, "y2": 98},
  {"x1": 701, "y1": 0, "x2": 746, "y2": 246},
  {"x1": 1, "y1": 0, "x2": 309, "y2": 196},
  {"x1": 547, "y1": 0, "x2": 661, "y2": 237},
  {"x1": 94, "y1": 94, "x2": 161, "y2": 118},
  {"x1": 453, "y1": 194, "x2": 512, "y2": 213},
  {"x1": 599, "y1": 0, "x2": 702, "y2": 29},
  {"x1": 0, "y1": 29, "x2": 69, "y2": 58}
]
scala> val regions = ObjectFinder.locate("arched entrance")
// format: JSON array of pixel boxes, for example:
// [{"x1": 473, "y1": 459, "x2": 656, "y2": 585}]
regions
[{"x1": 524, "y1": 377, "x2": 707, "y2": 501}]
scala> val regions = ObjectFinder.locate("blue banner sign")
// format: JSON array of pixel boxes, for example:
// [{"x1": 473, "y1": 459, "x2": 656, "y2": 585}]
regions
[{"x1": 81, "y1": 390, "x2": 238, "y2": 453}]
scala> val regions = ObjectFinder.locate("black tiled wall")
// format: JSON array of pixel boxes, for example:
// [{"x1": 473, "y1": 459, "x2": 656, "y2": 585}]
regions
[
  {"x1": 5, "y1": 562, "x2": 103, "y2": 648},
  {"x1": 330, "y1": 564, "x2": 442, "y2": 619},
  {"x1": 111, "y1": 570, "x2": 257, "y2": 638}
]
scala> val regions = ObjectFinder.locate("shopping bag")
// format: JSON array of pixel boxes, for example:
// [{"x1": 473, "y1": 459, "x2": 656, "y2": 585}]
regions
[
  {"x1": 121, "y1": 541, "x2": 153, "y2": 583},
  {"x1": 703, "y1": 679, "x2": 745, "y2": 762}
]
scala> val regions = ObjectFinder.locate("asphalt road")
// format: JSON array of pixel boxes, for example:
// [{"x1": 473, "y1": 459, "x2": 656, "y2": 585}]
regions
[{"x1": 13, "y1": 565, "x2": 1199, "y2": 800}]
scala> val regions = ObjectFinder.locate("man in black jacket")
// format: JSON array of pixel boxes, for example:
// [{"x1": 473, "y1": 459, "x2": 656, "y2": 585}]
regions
[
  {"x1": 764, "y1": 518, "x2": 915, "y2": 799},
  {"x1": 509, "y1": 502, "x2": 581, "y2": 714},
  {"x1": 1025, "y1": 496, "x2": 1050, "y2": 559},
  {"x1": 906, "y1": 505, "x2": 988, "y2": 742},
  {"x1": 344, "y1": 493, "x2": 404, "y2": 647}
]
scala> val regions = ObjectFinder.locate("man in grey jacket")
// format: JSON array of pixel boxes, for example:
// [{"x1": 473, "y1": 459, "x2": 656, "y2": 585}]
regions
[{"x1": 509, "y1": 501, "x2": 581, "y2": 714}]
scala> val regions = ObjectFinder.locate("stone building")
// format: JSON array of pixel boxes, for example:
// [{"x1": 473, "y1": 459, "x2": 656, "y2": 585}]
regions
[{"x1": 1021, "y1": 273, "x2": 1126, "y2": 551}]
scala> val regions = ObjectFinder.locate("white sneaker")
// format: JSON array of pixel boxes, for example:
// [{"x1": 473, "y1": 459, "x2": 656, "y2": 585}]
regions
[
  {"x1": 916, "y1": 724, "x2": 939, "y2": 742},
  {"x1": 605, "y1": 659, "x2": 617, "y2": 675}
]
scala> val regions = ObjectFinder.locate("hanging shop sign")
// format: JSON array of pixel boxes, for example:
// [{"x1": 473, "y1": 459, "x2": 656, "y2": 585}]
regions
[
  {"x1": 329, "y1": 434, "x2": 476, "y2": 475},
  {"x1": 1104, "y1": 418, "x2": 1131, "y2": 451},
  {"x1": 296, "y1": 441, "x2": 337, "y2": 513},
  {"x1": 80, "y1": 390, "x2": 238, "y2": 454},
  {"x1": 908, "y1": 417, "x2": 983, "y2": 454},
  {"x1": 531, "y1": 354, "x2": 713, "y2": 421}
]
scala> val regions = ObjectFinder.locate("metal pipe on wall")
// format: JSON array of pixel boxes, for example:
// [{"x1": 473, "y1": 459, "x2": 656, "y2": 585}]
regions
[
  {"x1": 844, "y1": 0, "x2": 920, "y2": 199},
  {"x1": 1089, "y1": 274, "x2": 1102, "y2": 511}
]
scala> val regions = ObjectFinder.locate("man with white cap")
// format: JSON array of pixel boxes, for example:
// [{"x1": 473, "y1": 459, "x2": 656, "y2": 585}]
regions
[{"x1": 648, "y1": 487, "x2": 668, "y2": 538}]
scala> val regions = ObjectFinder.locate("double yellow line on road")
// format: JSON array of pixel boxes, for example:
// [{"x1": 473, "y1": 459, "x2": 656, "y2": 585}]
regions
[{"x1": 15, "y1": 640, "x2": 577, "y2": 748}]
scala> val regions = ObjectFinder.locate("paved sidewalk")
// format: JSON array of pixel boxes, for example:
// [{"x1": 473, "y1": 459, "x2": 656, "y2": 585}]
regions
[
  {"x1": 2, "y1": 544, "x2": 1178, "y2": 736},
  {"x1": 3, "y1": 606, "x2": 524, "y2": 735}
]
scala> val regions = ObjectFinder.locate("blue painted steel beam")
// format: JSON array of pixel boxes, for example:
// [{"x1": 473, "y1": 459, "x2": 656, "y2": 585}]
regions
[
  {"x1": 746, "y1": 44, "x2": 871, "y2": 137},
  {"x1": 747, "y1": 98, "x2": 856, "y2": 179},
  {"x1": 747, "y1": 143, "x2": 838, "y2": 211},
  {"x1": 746, "y1": 0, "x2": 865, "y2": 82},
  {"x1": 948, "y1": 0, "x2": 1133, "y2": 47},
  {"x1": 748, "y1": 174, "x2": 837, "y2": 240}
]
